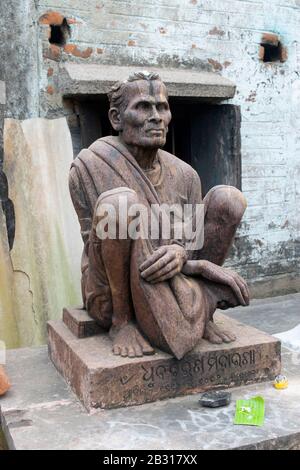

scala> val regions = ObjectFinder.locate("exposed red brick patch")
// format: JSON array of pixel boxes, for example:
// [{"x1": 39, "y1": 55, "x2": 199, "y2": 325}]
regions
[
  {"x1": 280, "y1": 45, "x2": 288, "y2": 62},
  {"x1": 258, "y1": 45, "x2": 265, "y2": 61},
  {"x1": 261, "y1": 32, "x2": 279, "y2": 47},
  {"x1": 223, "y1": 60, "x2": 231, "y2": 68},
  {"x1": 128, "y1": 40, "x2": 136, "y2": 46},
  {"x1": 208, "y1": 58, "x2": 223, "y2": 71},
  {"x1": 209, "y1": 26, "x2": 225, "y2": 37},
  {"x1": 47, "y1": 67, "x2": 54, "y2": 77},
  {"x1": 190, "y1": 0, "x2": 197, "y2": 4},
  {"x1": 46, "y1": 85, "x2": 54, "y2": 95},
  {"x1": 97, "y1": 48, "x2": 104, "y2": 54},
  {"x1": 43, "y1": 44, "x2": 61, "y2": 61},
  {"x1": 159, "y1": 27, "x2": 167, "y2": 34},
  {"x1": 191, "y1": 43, "x2": 197, "y2": 49},
  {"x1": 67, "y1": 18, "x2": 81, "y2": 25},
  {"x1": 39, "y1": 11, "x2": 80, "y2": 26},
  {"x1": 64, "y1": 44, "x2": 93, "y2": 58},
  {"x1": 39, "y1": 11, "x2": 64, "y2": 25}
]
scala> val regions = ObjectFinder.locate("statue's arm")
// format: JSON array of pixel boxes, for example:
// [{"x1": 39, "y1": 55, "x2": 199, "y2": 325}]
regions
[{"x1": 69, "y1": 166, "x2": 92, "y2": 254}]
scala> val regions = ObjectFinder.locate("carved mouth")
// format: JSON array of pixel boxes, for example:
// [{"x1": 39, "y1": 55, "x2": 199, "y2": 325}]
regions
[{"x1": 146, "y1": 129, "x2": 164, "y2": 135}]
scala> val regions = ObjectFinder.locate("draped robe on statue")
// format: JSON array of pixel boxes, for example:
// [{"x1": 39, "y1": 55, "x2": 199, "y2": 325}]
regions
[{"x1": 69, "y1": 136, "x2": 210, "y2": 359}]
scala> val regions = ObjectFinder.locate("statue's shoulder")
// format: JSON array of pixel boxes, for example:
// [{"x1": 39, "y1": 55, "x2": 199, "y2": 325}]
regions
[
  {"x1": 159, "y1": 148, "x2": 200, "y2": 181},
  {"x1": 72, "y1": 136, "x2": 117, "y2": 168}
]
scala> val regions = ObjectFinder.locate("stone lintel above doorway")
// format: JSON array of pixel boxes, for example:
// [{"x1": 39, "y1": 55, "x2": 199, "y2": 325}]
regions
[{"x1": 58, "y1": 63, "x2": 236, "y2": 100}]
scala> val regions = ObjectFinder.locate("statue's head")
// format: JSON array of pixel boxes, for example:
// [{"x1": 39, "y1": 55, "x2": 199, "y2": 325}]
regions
[{"x1": 107, "y1": 71, "x2": 171, "y2": 149}]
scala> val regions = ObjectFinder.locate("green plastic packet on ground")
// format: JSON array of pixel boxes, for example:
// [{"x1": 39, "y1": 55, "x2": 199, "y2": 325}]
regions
[{"x1": 234, "y1": 396, "x2": 265, "y2": 426}]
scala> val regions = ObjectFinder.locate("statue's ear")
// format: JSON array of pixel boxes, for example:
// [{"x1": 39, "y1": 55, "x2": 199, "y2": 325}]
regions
[{"x1": 108, "y1": 107, "x2": 122, "y2": 131}]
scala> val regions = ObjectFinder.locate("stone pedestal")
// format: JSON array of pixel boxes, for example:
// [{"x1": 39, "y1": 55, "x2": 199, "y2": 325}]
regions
[{"x1": 47, "y1": 308, "x2": 281, "y2": 411}]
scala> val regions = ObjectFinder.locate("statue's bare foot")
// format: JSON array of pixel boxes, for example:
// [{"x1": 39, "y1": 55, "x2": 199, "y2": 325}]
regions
[
  {"x1": 203, "y1": 320, "x2": 236, "y2": 344},
  {"x1": 109, "y1": 322, "x2": 155, "y2": 358}
]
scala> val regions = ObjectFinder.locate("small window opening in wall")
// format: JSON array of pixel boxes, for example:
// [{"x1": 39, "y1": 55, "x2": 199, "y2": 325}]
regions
[
  {"x1": 262, "y1": 43, "x2": 281, "y2": 62},
  {"x1": 49, "y1": 18, "x2": 70, "y2": 46},
  {"x1": 259, "y1": 33, "x2": 287, "y2": 63}
]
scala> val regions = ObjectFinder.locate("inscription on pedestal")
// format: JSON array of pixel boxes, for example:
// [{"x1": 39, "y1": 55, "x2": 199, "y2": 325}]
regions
[{"x1": 119, "y1": 350, "x2": 257, "y2": 402}]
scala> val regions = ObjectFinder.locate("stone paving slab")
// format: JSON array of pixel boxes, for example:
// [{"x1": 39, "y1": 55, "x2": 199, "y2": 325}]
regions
[{"x1": 0, "y1": 346, "x2": 299, "y2": 450}]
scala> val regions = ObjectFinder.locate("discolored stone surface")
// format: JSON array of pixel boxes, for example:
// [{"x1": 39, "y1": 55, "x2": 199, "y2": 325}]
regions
[
  {"x1": 2, "y1": 117, "x2": 83, "y2": 348},
  {"x1": 59, "y1": 64, "x2": 236, "y2": 99},
  {"x1": 48, "y1": 313, "x2": 281, "y2": 410},
  {"x1": 62, "y1": 307, "x2": 104, "y2": 338}
]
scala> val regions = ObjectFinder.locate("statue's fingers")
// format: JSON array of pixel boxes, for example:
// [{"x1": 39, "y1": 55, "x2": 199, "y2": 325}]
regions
[
  {"x1": 146, "y1": 259, "x2": 178, "y2": 282},
  {"x1": 231, "y1": 271, "x2": 250, "y2": 300},
  {"x1": 233, "y1": 275, "x2": 250, "y2": 305},
  {"x1": 228, "y1": 279, "x2": 246, "y2": 306},
  {"x1": 139, "y1": 246, "x2": 167, "y2": 271},
  {"x1": 241, "y1": 278, "x2": 251, "y2": 300},
  {"x1": 150, "y1": 267, "x2": 179, "y2": 283},
  {"x1": 140, "y1": 252, "x2": 173, "y2": 279}
]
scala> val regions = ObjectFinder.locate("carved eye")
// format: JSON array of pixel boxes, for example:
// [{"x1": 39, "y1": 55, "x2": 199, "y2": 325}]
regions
[
  {"x1": 157, "y1": 103, "x2": 169, "y2": 112},
  {"x1": 136, "y1": 101, "x2": 151, "y2": 111}
]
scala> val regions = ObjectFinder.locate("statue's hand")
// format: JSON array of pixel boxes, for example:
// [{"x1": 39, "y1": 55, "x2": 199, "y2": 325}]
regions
[
  {"x1": 183, "y1": 260, "x2": 250, "y2": 306},
  {"x1": 139, "y1": 244, "x2": 188, "y2": 283}
]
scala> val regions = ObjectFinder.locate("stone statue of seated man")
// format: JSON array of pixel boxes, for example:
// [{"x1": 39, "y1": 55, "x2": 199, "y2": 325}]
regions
[{"x1": 69, "y1": 71, "x2": 249, "y2": 360}]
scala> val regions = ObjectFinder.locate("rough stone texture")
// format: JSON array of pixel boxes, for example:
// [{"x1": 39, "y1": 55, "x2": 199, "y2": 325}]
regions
[
  {"x1": 0, "y1": 0, "x2": 39, "y2": 165},
  {"x1": 0, "y1": 344, "x2": 298, "y2": 450},
  {"x1": 1, "y1": 118, "x2": 82, "y2": 347},
  {"x1": 62, "y1": 307, "x2": 104, "y2": 338},
  {"x1": 59, "y1": 64, "x2": 236, "y2": 99},
  {"x1": 48, "y1": 312, "x2": 281, "y2": 410},
  {"x1": 0, "y1": 206, "x2": 19, "y2": 348}
]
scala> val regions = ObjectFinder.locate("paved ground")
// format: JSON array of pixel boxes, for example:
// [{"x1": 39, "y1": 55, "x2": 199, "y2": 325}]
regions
[
  {"x1": 1, "y1": 293, "x2": 300, "y2": 450},
  {"x1": 225, "y1": 293, "x2": 300, "y2": 336}
]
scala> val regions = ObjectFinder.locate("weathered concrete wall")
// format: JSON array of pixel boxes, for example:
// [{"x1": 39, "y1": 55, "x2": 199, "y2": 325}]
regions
[
  {"x1": 1, "y1": 0, "x2": 299, "y2": 304},
  {"x1": 0, "y1": 0, "x2": 40, "y2": 164},
  {"x1": 34, "y1": 0, "x2": 300, "y2": 295},
  {"x1": 1, "y1": 117, "x2": 82, "y2": 348}
]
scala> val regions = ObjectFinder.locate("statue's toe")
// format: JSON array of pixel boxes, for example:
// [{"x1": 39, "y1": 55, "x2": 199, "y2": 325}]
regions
[{"x1": 204, "y1": 321, "x2": 236, "y2": 344}]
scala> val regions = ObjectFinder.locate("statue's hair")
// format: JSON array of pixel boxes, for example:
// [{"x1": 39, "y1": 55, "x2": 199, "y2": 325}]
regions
[{"x1": 107, "y1": 70, "x2": 163, "y2": 111}]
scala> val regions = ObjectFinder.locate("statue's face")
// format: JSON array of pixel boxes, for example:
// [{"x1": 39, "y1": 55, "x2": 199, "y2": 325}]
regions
[{"x1": 119, "y1": 80, "x2": 171, "y2": 149}]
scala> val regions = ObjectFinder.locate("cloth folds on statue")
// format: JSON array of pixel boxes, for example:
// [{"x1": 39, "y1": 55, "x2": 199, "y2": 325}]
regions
[{"x1": 69, "y1": 136, "x2": 208, "y2": 358}]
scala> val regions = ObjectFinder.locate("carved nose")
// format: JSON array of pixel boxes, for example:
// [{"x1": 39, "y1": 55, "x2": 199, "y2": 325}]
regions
[{"x1": 149, "y1": 106, "x2": 162, "y2": 122}]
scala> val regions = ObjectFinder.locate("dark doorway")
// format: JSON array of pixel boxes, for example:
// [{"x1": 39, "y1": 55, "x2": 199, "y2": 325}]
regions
[{"x1": 65, "y1": 96, "x2": 241, "y2": 196}]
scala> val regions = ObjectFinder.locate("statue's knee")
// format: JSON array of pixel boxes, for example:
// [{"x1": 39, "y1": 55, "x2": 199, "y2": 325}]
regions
[
  {"x1": 93, "y1": 187, "x2": 139, "y2": 228},
  {"x1": 96, "y1": 187, "x2": 138, "y2": 211},
  {"x1": 208, "y1": 185, "x2": 247, "y2": 224}
]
